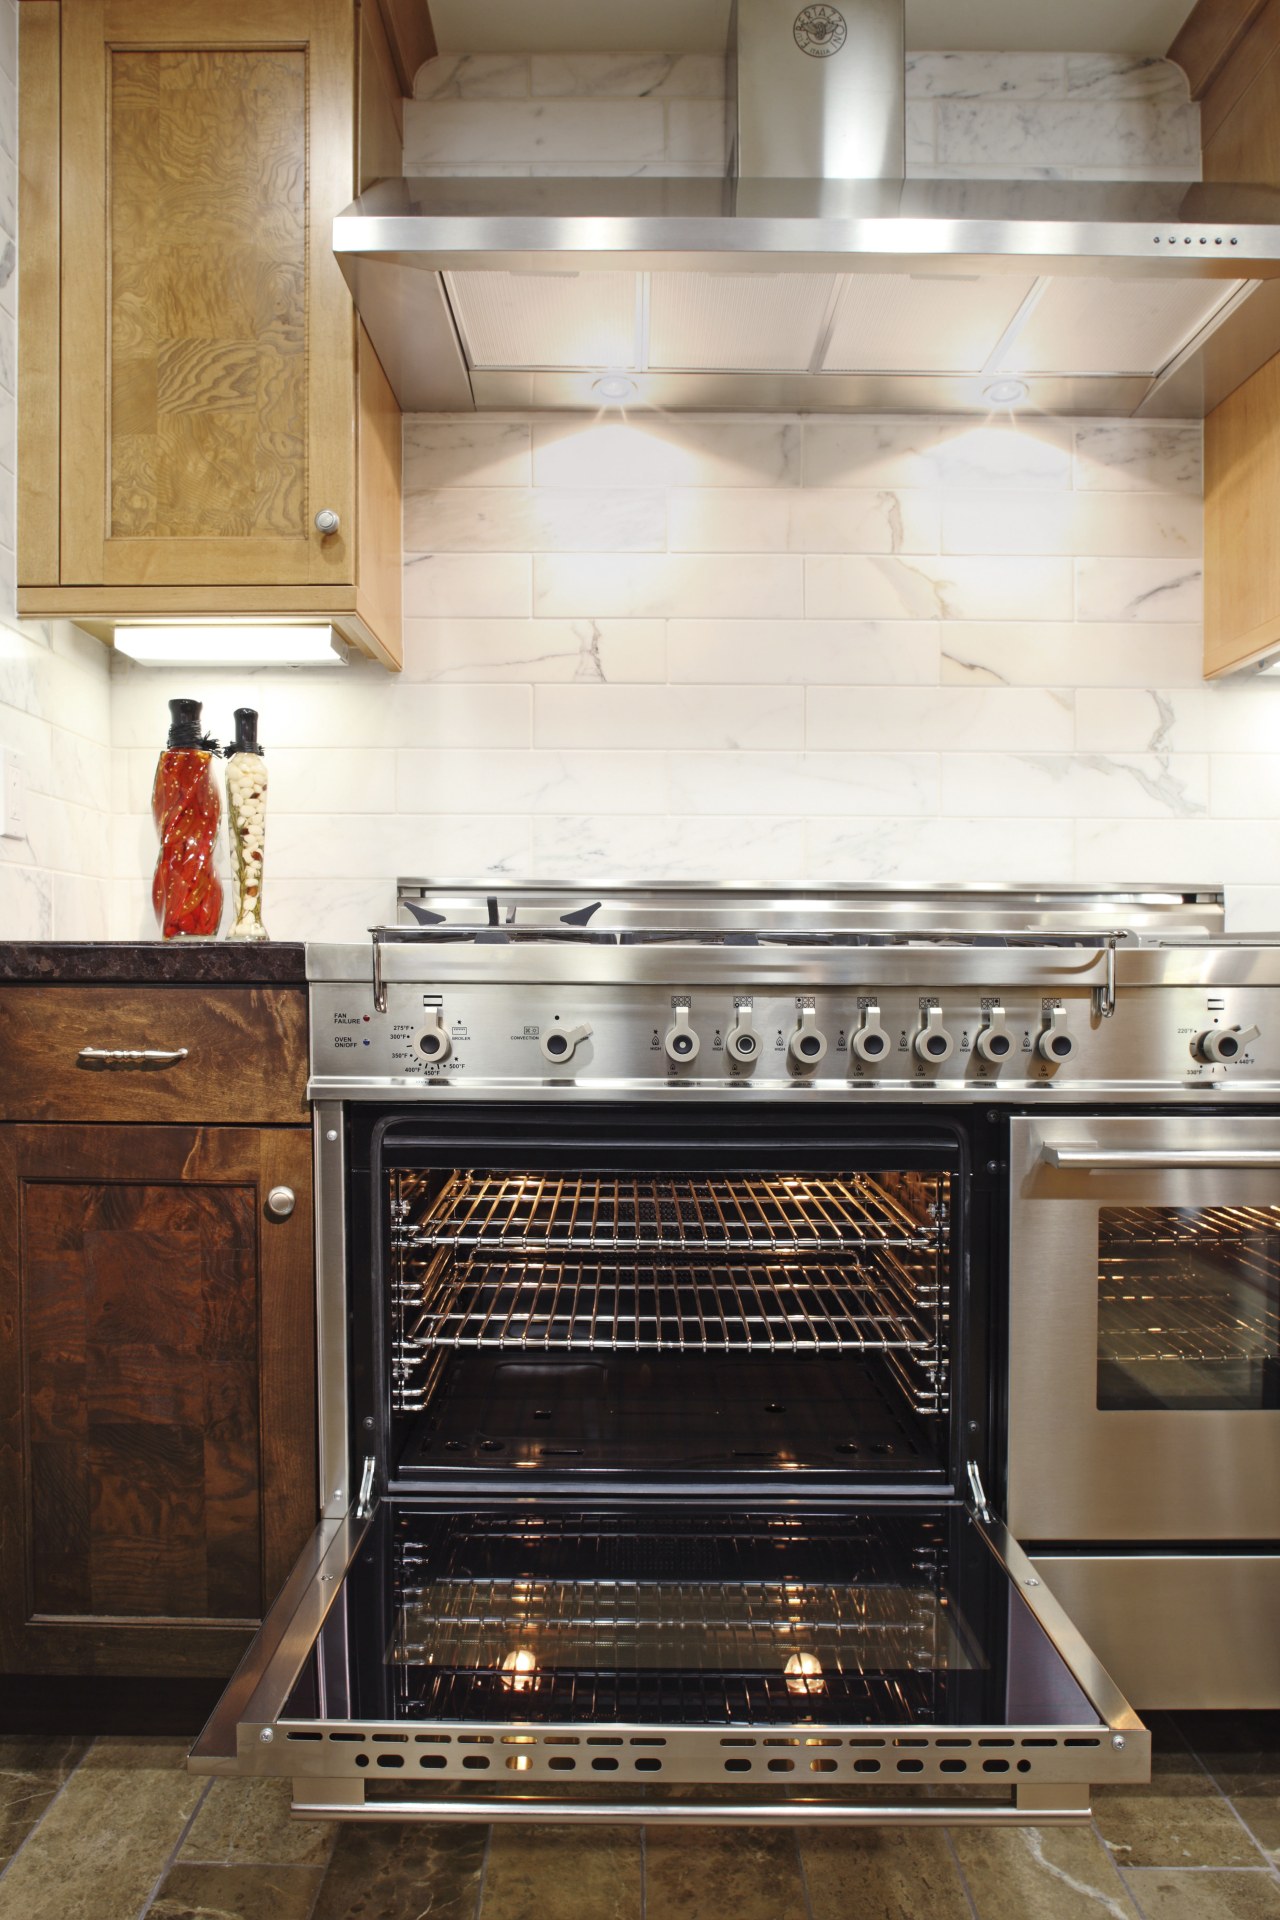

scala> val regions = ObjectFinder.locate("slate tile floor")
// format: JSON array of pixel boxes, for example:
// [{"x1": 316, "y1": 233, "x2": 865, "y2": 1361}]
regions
[{"x1": 2, "y1": 1715, "x2": 1279, "y2": 1919}]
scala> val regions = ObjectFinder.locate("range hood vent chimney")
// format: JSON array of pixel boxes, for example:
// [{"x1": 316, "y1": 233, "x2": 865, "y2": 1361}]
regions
[{"x1": 730, "y1": 0, "x2": 905, "y2": 182}]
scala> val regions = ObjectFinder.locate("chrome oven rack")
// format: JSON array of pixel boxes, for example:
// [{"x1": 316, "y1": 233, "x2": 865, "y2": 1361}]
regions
[{"x1": 1100, "y1": 1204, "x2": 1280, "y2": 1368}]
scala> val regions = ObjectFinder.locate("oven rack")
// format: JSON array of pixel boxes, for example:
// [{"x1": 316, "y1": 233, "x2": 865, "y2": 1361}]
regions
[
  {"x1": 391, "y1": 1170, "x2": 942, "y2": 1256},
  {"x1": 1100, "y1": 1284, "x2": 1280, "y2": 1367},
  {"x1": 396, "y1": 1255, "x2": 944, "y2": 1361},
  {"x1": 1101, "y1": 1204, "x2": 1280, "y2": 1248}
]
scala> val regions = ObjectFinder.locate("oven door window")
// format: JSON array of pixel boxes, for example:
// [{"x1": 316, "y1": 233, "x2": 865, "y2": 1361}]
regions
[{"x1": 1098, "y1": 1204, "x2": 1280, "y2": 1412}]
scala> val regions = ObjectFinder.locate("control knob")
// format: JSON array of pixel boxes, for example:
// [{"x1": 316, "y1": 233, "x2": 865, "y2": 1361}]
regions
[
  {"x1": 914, "y1": 1006, "x2": 954, "y2": 1065},
  {"x1": 976, "y1": 1006, "x2": 1014, "y2": 1063},
  {"x1": 541, "y1": 1021, "x2": 592, "y2": 1066},
  {"x1": 413, "y1": 1009, "x2": 451, "y2": 1063},
  {"x1": 1199, "y1": 1024, "x2": 1260, "y2": 1063},
  {"x1": 789, "y1": 1005, "x2": 828, "y2": 1068},
  {"x1": 1037, "y1": 1005, "x2": 1077, "y2": 1063},
  {"x1": 664, "y1": 1005, "x2": 700, "y2": 1063},
  {"x1": 851, "y1": 1005, "x2": 890, "y2": 1064},
  {"x1": 726, "y1": 1005, "x2": 758, "y2": 1063}
]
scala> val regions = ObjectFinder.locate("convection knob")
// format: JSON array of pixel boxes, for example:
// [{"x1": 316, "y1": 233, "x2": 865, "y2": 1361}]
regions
[
  {"x1": 1199, "y1": 1023, "x2": 1260, "y2": 1063},
  {"x1": 541, "y1": 1021, "x2": 592, "y2": 1066},
  {"x1": 664, "y1": 1005, "x2": 700, "y2": 1063},
  {"x1": 976, "y1": 1006, "x2": 1014, "y2": 1063},
  {"x1": 851, "y1": 1006, "x2": 890, "y2": 1064},
  {"x1": 913, "y1": 1006, "x2": 954, "y2": 1065},
  {"x1": 413, "y1": 1009, "x2": 451, "y2": 1062},
  {"x1": 788, "y1": 1005, "x2": 828, "y2": 1068},
  {"x1": 726, "y1": 1005, "x2": 759, "y2": 1062},
  {"x1": 1037, "y1": 1005, "x2": 1077, "y2": 1063}
]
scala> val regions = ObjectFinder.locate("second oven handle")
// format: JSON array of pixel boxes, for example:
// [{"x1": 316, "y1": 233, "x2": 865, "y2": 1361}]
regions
[{"x1": 1042, "y1": 1145, "x2": 1280, "y2": 1170}]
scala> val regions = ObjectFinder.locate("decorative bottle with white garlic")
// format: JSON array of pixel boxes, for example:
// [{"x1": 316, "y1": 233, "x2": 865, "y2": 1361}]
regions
[{"x1": 224, "y1": 707, "x2": 270, "y2": 941}]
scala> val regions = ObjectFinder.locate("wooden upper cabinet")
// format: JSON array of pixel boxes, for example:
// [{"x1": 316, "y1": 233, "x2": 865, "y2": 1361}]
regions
[{"x1": 18, "y1": 0, "x2": 404, "y2": 668}]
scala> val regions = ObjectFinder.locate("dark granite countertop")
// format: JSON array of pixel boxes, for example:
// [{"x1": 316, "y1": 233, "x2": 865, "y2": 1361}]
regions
[{"x1": 0, "y1": 942, "x2": 308, "y2": 985}]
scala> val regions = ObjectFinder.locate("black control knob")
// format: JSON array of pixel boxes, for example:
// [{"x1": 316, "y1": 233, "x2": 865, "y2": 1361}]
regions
[{"x1": 1199, "y1": 1023, "x2": 1260, "y2": 1063}]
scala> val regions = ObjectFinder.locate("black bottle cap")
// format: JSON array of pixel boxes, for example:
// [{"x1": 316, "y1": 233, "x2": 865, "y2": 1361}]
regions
[
  {"x1": 226, "y1": 707, "x2": 265, "y2": 758},
  {"x1": 166, "y1": 698, "x2": 207, "y2": 749}
]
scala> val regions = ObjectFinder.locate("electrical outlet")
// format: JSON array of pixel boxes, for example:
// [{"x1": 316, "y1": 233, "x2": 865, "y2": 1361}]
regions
[{"x1": 0, "y1": 749, "x2": 26, "y2": 839}]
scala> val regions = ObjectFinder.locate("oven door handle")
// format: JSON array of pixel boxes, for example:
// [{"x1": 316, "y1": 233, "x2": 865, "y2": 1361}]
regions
[{"x1": 1042, "y1": 1145, "x2": 1280, "y2": 1170}]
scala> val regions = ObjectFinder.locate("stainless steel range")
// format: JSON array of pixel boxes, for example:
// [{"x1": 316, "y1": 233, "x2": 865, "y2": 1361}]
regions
[{"x1": 192, "y1": 882, "x2": 1280, "y2": 1824}]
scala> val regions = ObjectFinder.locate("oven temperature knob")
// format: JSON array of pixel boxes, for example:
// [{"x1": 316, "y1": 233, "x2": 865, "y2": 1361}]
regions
[
  {"x1": 541, "y1": 1021, "x2": 592, "y2": 1065},
  {"x1": 851, "y1": 1005, "x2": 890, "y2": 1064},
  {"x1": 1199, "y1": 1023, "x2": 1260, "y2": 1063},
  {"x1": 413, "y1": 1010, "x2": 451, "y2": 1063},
  {"x1": 726, "y1": 1005, "x2": 758, "y2": 1062},
  {"x1": 789, "y1": 1005, "x2": 828, "y2": 1068},
  {"x1": 976, "y1": 1006, "x2": 1014, "y2": 1063},
  {"x1": 664, "y1": 1005, "x2": 700, "y2": 1063},
  {"x1": 914, "y1": 1006, "x2": 954, "y2": 1065},
  {"x1": 1037, "y1": 1005, "x2": 1077, "y2": 1063}
]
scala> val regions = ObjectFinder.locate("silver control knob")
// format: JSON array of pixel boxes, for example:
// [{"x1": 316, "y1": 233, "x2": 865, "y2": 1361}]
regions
[
  {"x1": 789, "y1": 1005, "x2": 828, "y2": 1069},
  {"x1": 914, "y1": 1006, "x2": 954, "y2": 1065},
  {"x1": 976, "y1": 1006, "x2": 1015, "y2": 1063},
  {"x1": 851, "y1": 1006, "x2": 890, "y2": 1065},
  {"x1": 541, "y1": 1021, "x2": 592, "y2": 1066},
  {"x1": 1199, "y1": 1023, "x2": 1260, "y2": 1063},
  {"x1": 414, "y1": 1009, "x2": 452, "y2": 1063},
  {"x1": 1037, "y1": 1005, "x2": 1077, "y2": 1064},
  {"x1": 664, "y1": 1005, "x2": 700, "y2": 1063},
  {"x1": 726, "y1": 1005, "x2": 759, "y2": 1063}
]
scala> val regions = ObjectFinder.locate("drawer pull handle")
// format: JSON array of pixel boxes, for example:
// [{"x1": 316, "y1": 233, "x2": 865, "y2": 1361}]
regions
[{"x1": 77, "y1": 1047, "x2": 190, "y2": 1068}]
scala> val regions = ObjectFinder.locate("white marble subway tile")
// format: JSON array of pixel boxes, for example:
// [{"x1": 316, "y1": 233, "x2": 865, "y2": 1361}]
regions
[
  {"x1": 405, "y1": 487, "x2": 666, "y2": 553},
  {"x1": 805, "y1": 555, "x2": 1073, "y2": 622},
  {"x1": 1224, "y1": 887, "x2": 1280, "y2": 935},
  {"x1": 0, "y1": 863, "x2": 52, "y2": 936},
  {"x1": 535, "y1": 684, "x2": 804, "y2": 751},
  {"x1": 936, "y1": 100, "x2": 1200, "y2": 169},
  {"x1": 668, "y1": 618, "x2": 939, "y2": 685},
  {"x1": 912, "y1": 162, "x2": 1068, "y2": 179},
  {"x1": 1075, "y1": 684, "x2": 1280, "y2": 753},
  {"x1": 52, "y1": 873, "x2": 110, "y2": 940},
  {"x1": 1064, "y1": 55, "x2": 1190, "y2": 100},
  {"x1": 1069, "y1": 162, "x2": 1202, "y2": 180},
  {"x1": 664, "y1": 100, "x2": 727, "y2": 167},
  {"x1": 1073, "y1": 423, "x2": 1202, "y2": 494},
  {"x1": 1076, "y1": 817, "x2": 1262, "y2": 885},
  {"x1": 535, "y1": 553, "x2": 804, "y2": 619},
  {"x1": 397, "y1": 748, "x2": 666, "y2": 816},
  {"x1": 532, "y1": 416, "x2": 802, "y2": 490},
  {"x1": 403, "y1": 552, "x2": 532, "y2": 618},
  {"x1": 668, "y1": 487, "x2": 940, "y2": 554},
  {"x1": 905, "y1": 100, "x2": 936, "y2": 164},
  {"x1": 0, "y1": 1, "x2": 14, "y2": 89},
  {"x1": 403, "y1": 101, "x2": 665, "y2": 169},
  {"x1": 804, "y1": 419, "x2": 1071, "y2": 490},
  {"x1": 404, "y1": 417, "x2": 531, "y2": 489},
  {"x1": 412, "y1": 54, "x2": 530, "y2": 99},
  {"x1": 805, "y1": 815, "x2": 1076, "y2": 884},
  {"x1": 48, "y1": 729, "x2": 111, "y2": 812},
  {"x1": 942, "y1": 490, "x2": 1201, "y2": 558},
  {"x1": 668, "y1": 750, "x2": 939, "y2": 817},
  {"x1": 113, "y1": 670, "x2": 532, "y2": 751},
  {"x1": 1212, "y1": 755, "x2": 1280, "y2": 818},
  {"x1": 530, "y1": 54, "x2": 725, "y2": 97},
  {"x1": 0, "y1": 700, "x2": 52, "y2": 794},
  {"x1": 262, "y1": 748, "x2": 397, "y2": 814},
  {"x1": 255, "y1": 877, "x2": 400, "y2": 944},
  {"x1": 402, "y1": 617, "x2": 665, "y2": 683},
  {"x1": 20, "y1": 792, "x2": 110, "y2": 878},
  {"x1": 807, "y1": 686, "x2": 1074, "y2": 753},
  {"x1": 940, "y1": 622, "x2": 1205, "y2": 689},
  {"x1": 265, "y1": 810, "x2": 532, "y2": 880},
  {"x1": 530, "y1": 811, "x2": 806, "y2": 882},
  {"x1": 905, "y1": 52, "x2": 1066, "y2": 98},
  {"x1": 1075, "y1": 558, "x2": 1203, "y2": 623},
  {"x1": 406, "y1": 163, "x2": 535, "y2": 177},
  {"x1": 941, "y1": 751, "x2": 1209, "y2": 820}
]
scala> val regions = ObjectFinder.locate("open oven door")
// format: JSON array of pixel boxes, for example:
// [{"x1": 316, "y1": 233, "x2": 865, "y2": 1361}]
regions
[{"x1": 190, "y1": 1497, "x2": 1148, "y2": 1824}]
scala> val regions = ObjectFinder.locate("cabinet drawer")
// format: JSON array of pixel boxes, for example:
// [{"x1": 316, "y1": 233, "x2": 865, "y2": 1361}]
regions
[{"x1": 0, "y1": 987, "x2": 308, "y2": 1123}]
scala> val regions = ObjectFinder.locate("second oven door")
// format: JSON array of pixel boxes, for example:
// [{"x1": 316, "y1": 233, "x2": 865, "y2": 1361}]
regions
[
  {"x1": 1008, "y1": 1114, "x2": 1280, "y2": 1540},
  {"x1": 188, "y1": 1497, "x2": 1148, "y2": 1821}
]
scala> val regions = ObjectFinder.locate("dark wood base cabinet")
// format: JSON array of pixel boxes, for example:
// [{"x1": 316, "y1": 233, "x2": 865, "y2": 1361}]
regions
[{"x1": 0, "y1": 1124, "x2": 316, "y2": 1678}]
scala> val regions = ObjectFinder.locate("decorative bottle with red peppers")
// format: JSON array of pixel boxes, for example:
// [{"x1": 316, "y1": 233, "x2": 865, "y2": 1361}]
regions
[
  {"x1": 224, "y1": 706, "x2": 270, "y2": 942},
  {"x1": 151, "y1": 698, "x2": 224, "y2": 939}
]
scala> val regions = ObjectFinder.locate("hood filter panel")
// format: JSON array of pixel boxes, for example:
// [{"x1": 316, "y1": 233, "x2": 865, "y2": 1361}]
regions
[
  {"x1": 1000, "y1": 276, "x2": 1249, "y2": 377},
  {"x1": 447, "y1": 269, "x2": 638, "y2": 371},
  {"x1": 822, "y1": 273, "x2": 1037, "y2": 375},
  {"x1": 648, "y1": 272, "x2": 838, "y2": 371}
]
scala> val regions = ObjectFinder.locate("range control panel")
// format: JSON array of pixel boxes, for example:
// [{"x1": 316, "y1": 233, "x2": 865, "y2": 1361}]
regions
[{"x1": 311, "y1": 982, "x2": 1275, "y2": 1099}]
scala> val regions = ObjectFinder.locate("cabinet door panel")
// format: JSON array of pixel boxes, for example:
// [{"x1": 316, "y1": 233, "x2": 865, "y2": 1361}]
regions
[
  {"x1": 0, "y1": 1125, "x2": 316, "y2": 1677},
  {"x1": 61, "y1": 0, "x2": 355, "y2": 589}
]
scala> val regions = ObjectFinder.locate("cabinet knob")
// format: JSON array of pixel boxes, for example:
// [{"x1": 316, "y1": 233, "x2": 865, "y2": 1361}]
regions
[
  {"x1": 314, "y1": 508, "x2": 340, "y2": 535},
  {"x1": 265, "y1": 1185, "x2": 296, "y2": 1221}
]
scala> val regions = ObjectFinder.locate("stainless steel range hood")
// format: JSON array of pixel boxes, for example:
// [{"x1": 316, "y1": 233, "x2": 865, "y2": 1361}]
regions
[{"x1": 333, "y1": 0, "x2": 1280, "y2": 417}]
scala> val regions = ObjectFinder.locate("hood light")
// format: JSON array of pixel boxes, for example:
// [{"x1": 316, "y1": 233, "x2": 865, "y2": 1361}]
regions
[
  {"x1": 592, "y1": 374, "x2": 637, "y2": 404},
  {"x1": 982, "y1": 378, "x2": 1030, "y2": 408},
  {"x1": 114, "y1": 624, "x2": 347, "y2": 667}
]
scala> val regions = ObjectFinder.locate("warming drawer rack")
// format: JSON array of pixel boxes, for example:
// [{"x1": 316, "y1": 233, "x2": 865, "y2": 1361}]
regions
[{"x1": 389, "y1": 1171, "x2": 950, "y2": 1417}]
